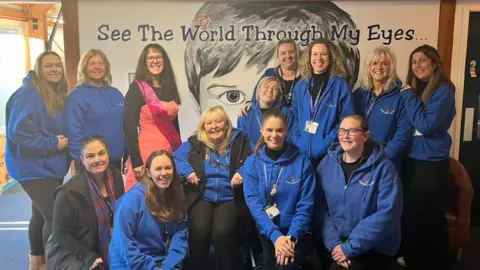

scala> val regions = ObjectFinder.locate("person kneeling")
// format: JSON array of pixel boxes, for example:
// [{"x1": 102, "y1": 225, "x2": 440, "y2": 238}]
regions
[
  {"x1": 243, "y1": 108, "x2": 316, "y2": 270},
  {"x1": 109, "y1": 150, "x2": 188, "y2": 270},
  {"x1": 318, "y1": 115, "x2": 402, "y2": 270},
  {"x1": 46, "y1": 135, "x2": 125, "y2": 270}
]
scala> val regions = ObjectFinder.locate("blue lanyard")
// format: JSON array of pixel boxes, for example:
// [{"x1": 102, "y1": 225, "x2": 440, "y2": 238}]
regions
[{"x1": 309, "y1": 77, "x2": 324, "y2": 120}]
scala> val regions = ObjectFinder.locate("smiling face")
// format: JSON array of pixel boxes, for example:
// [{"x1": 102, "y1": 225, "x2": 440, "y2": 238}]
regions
[
  {"x1": 41, "y1": 54, "x2": 63, "y2": 84},
  {"x1": 261, "y1": 116, "x2": 287, "y2": 150},
  {"x1": 80, "y1": 140, "x2": 109, "y2": 175},
  {"x1": 146, "y1": 48, "x2": 164, "y2": 76},
  {"x1": 257, "y1": 79, "x2": 280, "y2": 106},
  {"x1": 147, "y1": 154, "x2": 174, "y2": 190},
  {"x1": 87, "y1": 54, "x2": 106, "y2": 82},
  {"x1": 369, "y1": 53, "x2": 391, "y2": 85},
  {"x1": 203, "y1": 112, "x2": 228, "y2": 145},
  {"x1": 277, "y1": 42, "x2": 297, "y2": 70},
  {"x1": 411, "y1": 51, "x2": 434, "y2": 82},
  {"x1": 310, "y1": 43, "x2": 330, "y2": 74},
  {"x1": 338, "y1": 117, "x2": 369, "y2": 153}
]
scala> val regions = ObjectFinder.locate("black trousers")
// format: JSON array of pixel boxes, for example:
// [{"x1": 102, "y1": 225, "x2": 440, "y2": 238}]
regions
[
  {"x1": 260, "y1": 233, "x2": 315, "y2": 270},
  {"x1": 401, "y1": 158, "x2": 450, "y2": 270},
  {"x1": 186, "y1": 198, "x2": 243, "y2": 270},
  {"x1": 327, "y1": 251, "x2": 394, "y2": 270},
  {"x1": 19, "y1": 178, "x2": 63, "y2": 256}
]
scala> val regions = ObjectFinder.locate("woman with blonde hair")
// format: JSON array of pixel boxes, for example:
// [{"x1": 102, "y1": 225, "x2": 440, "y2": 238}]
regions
[
  {"x1": 66, "y1": 49, "x2": 126, "y2": 172},
  {"x1": 237, "y1": 76, "x2": 293, "y2": 150},
  {"x1": 173, "y1": 106, "x2": 252, "y2": 270},
  {"x1": 124, "y1": 43, "x2": 182, "y2": 191},
  {"x1": 5, "y1": 51, "x2": 70, "y2": 269},
  {"x1": 291, "y1": 38, "x2": 355, "y2": 166},
  {"x1": 109, "y1": 150, "x2": 188, "y2": 270},
  {"x1": 353, "y1": 46, "x2": 411, "y2": 173}
]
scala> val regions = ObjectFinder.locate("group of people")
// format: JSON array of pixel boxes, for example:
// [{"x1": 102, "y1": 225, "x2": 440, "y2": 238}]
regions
[{"x1": 5, "y1": 37, "x2": 455, "y2": 270}]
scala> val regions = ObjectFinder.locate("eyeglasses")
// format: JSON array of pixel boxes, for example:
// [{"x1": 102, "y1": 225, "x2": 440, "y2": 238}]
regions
[
  {"x1": 338, "y1": 128, "x2": 365, "y2": 136},
  {"x1": 147, "y1": 56, "x2": 163, "y2": 63},
  {"x1": 208, "y1": 159, "x2": 229, "y2": 171}
]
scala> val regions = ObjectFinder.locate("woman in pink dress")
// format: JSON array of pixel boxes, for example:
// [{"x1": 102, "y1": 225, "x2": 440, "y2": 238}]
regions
[{"x1": 124, "y1": 43, "x2": 182, "y2": 191}]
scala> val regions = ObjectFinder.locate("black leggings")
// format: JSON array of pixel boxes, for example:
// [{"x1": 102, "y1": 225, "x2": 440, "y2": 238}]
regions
[
  {"x1": 401, "y1": 158, "x2": 450, "y2": 270},
  {"x1": 186, "y1": 198, "x2": 243, "y2": 270},
  {"x1": 19, "y1": 178, "x2": 63, "y2": 256},
  {"x1": 260, "y1": 233, "x2": 315, "y2": 270}
]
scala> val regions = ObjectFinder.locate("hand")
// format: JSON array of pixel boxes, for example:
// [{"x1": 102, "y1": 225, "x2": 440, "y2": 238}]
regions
[
  {"x1": 238, "y1": 102, "x2": 252, "y2": 117},
  {"x1": 332, "y1": 245, "x2": 348, "y2": 263},
  {"x1": 336, "y1": 259, "x2": 351, "y2": 269},
  {"x1": 133, "y1": 166, "x2": 145, "y2": 181},
  {"x1": 276, "y1": 253, "x2": 292, "y2": 266},
  {"x1": 231, "y1": 172, "x2": 243, "y2": 188},
  {"x1": 57, "y1": 135, "x2": 68, "y2": 150},
  {"x1": 90, "y1": 257, "x2": 103, "y2": 269},
  {"x1": 274, "y1": 236, "x2": 295, "y2": 258},
  {"x1": 187, "y1": 172, "x2": 200, "y2": 186}
]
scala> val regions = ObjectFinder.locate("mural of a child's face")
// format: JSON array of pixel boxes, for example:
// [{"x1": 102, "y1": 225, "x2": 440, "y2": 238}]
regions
[{"x1": 199, "y1": 57, "x2": 275, "y2": 124}]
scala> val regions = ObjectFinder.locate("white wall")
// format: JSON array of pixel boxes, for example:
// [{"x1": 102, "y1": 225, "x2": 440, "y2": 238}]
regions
[{"x1": 77, "y1": 1, "x2": 440, "y2": 140}]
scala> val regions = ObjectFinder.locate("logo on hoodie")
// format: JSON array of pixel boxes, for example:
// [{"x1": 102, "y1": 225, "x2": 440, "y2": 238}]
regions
[
  {"x1": 285, "y1": 174, "x2": 300, "y2": 184},
  {"x1": 359, "y1": 176, "x2": 375, "y2": 186},
  {"x1": 380, "y1": 107, "x2": 395, "y2": 115}
]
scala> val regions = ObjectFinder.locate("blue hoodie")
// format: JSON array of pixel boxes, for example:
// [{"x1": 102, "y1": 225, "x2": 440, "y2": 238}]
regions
[
  {"x1": 174, "y1": 129, "x2": 243, "y2": 204},
  {"x1": 317, "y1": 143, "x2": 402, "y2": 258},
  {"x1": 66, "y1": 83, "x2": 126, "y2": 162},
  {"x1": 353, "y1": 80, "x2": 412, "y2": 172},
  {"x1": 402, "y1": 83, "x2": 455, "y2": 161},
  {"x1": 5, "y1": 72, "x2": 69, "y2": 181},
  {"x1": 291, "y1": 76, "x2": 355, "y2": 162},
  {"x1": 109, "y1": 182, "x2": 188, "y2": 270},
  {"x1": 237, "y1": 102, "x2": 293, "y2": 150},
  {"x1": 243, "y1": 142, "x2": 315, "y2": 244}
]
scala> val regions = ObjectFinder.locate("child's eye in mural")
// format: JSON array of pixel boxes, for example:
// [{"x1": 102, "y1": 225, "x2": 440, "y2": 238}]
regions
[{"x1": 217, "y1": 90, "x2": 246, "y2": 105}]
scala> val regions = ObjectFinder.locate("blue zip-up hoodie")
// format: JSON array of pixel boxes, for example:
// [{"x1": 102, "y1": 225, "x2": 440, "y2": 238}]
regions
[
  {"x1": 174, "y1": 128, "x2": 243, "y2": 204},
  {"x1": 5, "y1": 72, "x2": 69, "y2": 181},
  {"x1": 353, "y1": 80, "x2": 412, "y2": 172},
  {"x1": 66, "y1": 83, "x2": 126, "y2": 162},
  {"x1": 317, "y1": 143, "x2": 402, "y2": 258},
  {"x1": 109, "y1": 182, "x2": 188, "y2": 270},
  {"x1": 243, "y1": 142, "x2": 315, "y2": 244},
  {"x1": 237, "y1": 102, "x2": 293, "y2": 150},
  {"x1": 402, "y1": 83, "x2": 455, "y2": 161},
  {"x1": 291, "y1": 75, "x2": 355, "y2": 162}
]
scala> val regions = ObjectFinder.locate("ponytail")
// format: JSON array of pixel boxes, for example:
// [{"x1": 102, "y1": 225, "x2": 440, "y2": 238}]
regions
[{"x1": 254, "y1": 136, "x2": 265, "y2": 155}]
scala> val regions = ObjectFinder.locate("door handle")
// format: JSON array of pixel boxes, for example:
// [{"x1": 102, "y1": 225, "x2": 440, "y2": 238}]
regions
[
  {"x1": 470, "y1": 60, "x2": 477, "y2": 78},
  {"x1": 463, "y1": 108, "x2": 474, "y2": 142}
]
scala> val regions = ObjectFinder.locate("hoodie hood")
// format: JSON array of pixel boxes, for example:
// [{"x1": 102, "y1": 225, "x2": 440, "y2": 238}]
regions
[
  {"x1": 327, "y1": 141, "x2": 384, "y2": 170},
  {"x1": 76, "y1": 81, "x2": 111, "y2": 90},
  {"x1": 22, "y1": 71, "x2": 34, "y2": 86},
  {"x1": 257, "y1": 142, "x2": 299, "y2": 164}
]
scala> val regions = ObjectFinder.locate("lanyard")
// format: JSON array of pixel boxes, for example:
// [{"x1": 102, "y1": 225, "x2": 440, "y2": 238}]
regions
[
  {"x1": 309, "y1": 77, "x2": 324, "y2": 120},
  {"x1": 277, "y1": 67, "x2": 296, "y2": 102},
  {"x1": 163, "y1": 223, "x2": 171, "y2": 249},
  {"x1": 256, "y1": 113, "x2": 262, "y2": 129},
  {"x1": 264, "y1": 163, "x2": 284, "y2": 205}
]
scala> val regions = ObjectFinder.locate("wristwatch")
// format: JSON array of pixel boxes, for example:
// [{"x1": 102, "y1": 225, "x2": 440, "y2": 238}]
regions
[{"x1": 286, "y1": 236, "x2": 297, "y2": 244}]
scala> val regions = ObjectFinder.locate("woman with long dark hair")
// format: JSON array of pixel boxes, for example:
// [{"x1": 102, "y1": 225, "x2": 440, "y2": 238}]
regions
[
  {"x1": 109, "y1": 150, "x2": 188, "y2": 269},
  {"x1": 124, "y1": 43, "x2": 182, "y2": 191},
  {"x1": 401, "y1": 45, "x2": 456, "y2": 270}
]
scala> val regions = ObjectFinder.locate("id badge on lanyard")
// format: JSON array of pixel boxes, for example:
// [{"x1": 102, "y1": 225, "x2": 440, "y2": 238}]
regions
[
  {"x1": 264, "y1": 163, "x2": 284, "y2": 219},
  {"x1": 305, "y1": 79, "x2": 323, "y2": 134}
]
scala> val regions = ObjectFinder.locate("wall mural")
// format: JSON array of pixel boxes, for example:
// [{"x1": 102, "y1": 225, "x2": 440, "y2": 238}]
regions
[{"x1": 78, "y1": 1, "x2": 440, "y2": 140}]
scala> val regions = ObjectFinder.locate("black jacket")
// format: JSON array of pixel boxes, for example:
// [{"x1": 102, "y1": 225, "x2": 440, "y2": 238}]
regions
[
  {"x1": 45, "y1": 167, "x2": 124, "y2": 270},
  {"x1": 183, "y1": 133, "x2": 253, "y2": 236}
]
